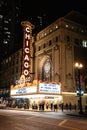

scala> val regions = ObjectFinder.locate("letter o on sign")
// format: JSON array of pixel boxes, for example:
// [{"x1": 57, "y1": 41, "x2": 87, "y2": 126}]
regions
[
  {"x1": 24, "y1": 62, "x2": 29, "y2": 68},
  {"x1": 24, "y1": 70, "x2": 29, "y2": 76}
]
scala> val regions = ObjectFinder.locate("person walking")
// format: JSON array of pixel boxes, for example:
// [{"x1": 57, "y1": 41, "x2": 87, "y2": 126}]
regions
[
  {"x1": 61, "y1": 103, "x2": 64, "y2": 112},
  {"x1": 69, "y1": 102, "x2": 72, "y2": 111},
  {"x1": 74, "y1": 103, "x2": 77, "y2": 111},
  {"x1": 50, "y1": 103, "x2": 53, "y2": 110},
  {"x1": 54, "y1": 104, "x2": 58, "y2": 112},
  {"x1": 65, "y1": 103, "x2": 68, "y2": 110}
]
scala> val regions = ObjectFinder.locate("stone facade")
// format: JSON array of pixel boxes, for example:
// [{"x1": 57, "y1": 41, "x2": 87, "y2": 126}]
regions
[{"x1": 34, "y1": 17, "x2": 87, "y2": 93}]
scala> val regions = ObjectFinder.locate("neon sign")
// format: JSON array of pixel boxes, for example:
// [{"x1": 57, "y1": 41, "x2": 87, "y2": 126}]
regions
[
  {"x1": 21, "y1": 21, "x2": 33, "y2": 81},
  {"x1": 23, "y1": 27, "x2": 30, "y2": 77}
]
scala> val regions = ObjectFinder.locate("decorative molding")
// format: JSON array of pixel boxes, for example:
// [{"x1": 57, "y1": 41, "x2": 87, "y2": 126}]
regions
[
  {"x1": 66, "y1": 73, "x2": 72, "y2": 79},
  {"x1": 54, "y1": 44, "x2": 59, "y2": 50}
]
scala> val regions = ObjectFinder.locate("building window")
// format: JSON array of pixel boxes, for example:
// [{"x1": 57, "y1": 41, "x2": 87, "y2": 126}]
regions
[
  {"x1": 49, "y1": 29, "x2": 52, "y2": 33},
  {"x1": 12, "y1": 69, "x2": 14, "y2": 75},
  {"x1": 44, "y1": 33, "x2": 46, "y2": 36},
  {"x1": 16, "y1": 67, "x2": 18, "y2": 73},
  {"x1": 12, "y1": 60, "x2": 15, "y2": 66},
  {"x1": 49, "y1": 40, "x2": 52, "y2": 46},
  {"x1": 74, "y1": 38, "x2": 79, "y2": 45},
  {"x1": 55, "y1": 25, "x2": 58, "y2": 29},
  {"x1": 56, "y1": 36, "x2": 58, "y2": 42},
  {"x1": 42, "y1": 59, "x2": 52, "y2": 81},
  {"x1": 82, "y1": 40, "x2": 87, "y2": 48},
  {"x1": 38, "y1": 46, "x2": 40, "y2": 51},
  {"x1": 43, "y1": 43, "x2": 46, "y2": 48},
  {"x1": 16, "y1": 59, "x2": 18, "y2": 64},
  {"x1": 65, "y1": 24, "x2": 69, "y2": 28},
  {"x1": 66, "y1": 36, "x2": 70, "y2": 42}
]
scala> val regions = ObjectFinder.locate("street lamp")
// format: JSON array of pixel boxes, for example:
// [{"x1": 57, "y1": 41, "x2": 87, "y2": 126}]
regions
[{"x1": 75, "y1": 62, "x2": 84, "y2": 114}]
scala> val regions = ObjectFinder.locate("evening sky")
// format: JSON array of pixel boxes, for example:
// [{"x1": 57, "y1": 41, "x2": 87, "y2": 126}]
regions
[{"x1": 21, "y1": 0, "x2": 87, "y2": 24}]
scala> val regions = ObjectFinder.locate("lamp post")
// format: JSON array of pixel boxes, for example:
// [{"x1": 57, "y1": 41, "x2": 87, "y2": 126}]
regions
[{"x1": 75, "y1": 63, "x2": 83, "y2": 114}]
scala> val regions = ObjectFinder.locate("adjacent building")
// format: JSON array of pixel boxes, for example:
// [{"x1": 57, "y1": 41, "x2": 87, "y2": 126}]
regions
[{"x1": 0, "y1": 0, "x2": 22, "y2": 62}]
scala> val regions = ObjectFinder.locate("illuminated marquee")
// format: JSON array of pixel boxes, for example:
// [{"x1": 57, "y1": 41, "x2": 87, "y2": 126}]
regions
[
  {"x1": 39, "y1": 83, "x2": 61, "y2": 94},
  {"x1": 10, "y1": 86, "x2": 37, "y2": 95}
]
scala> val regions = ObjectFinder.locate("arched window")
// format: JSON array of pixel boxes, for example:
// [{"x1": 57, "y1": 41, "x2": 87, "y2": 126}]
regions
[{"x1": 42, "y1": 59, "x2": 52, "y2": 81}]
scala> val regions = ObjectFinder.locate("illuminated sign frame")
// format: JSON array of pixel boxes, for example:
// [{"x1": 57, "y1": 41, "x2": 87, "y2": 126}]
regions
[{"x1": 39, "y1": 83, "x2": 61, "y2": 94}]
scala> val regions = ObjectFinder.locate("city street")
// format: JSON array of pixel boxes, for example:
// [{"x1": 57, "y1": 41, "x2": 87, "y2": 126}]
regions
[{"x1": 0, "y1": 109, "x2": 87, "y2": 130}]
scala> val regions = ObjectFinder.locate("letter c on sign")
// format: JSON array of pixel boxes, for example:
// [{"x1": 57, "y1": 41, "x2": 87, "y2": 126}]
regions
[
  {"x1": 26, "y1": 27, "x2": 30, "y2": 33},
  {"x1": 25, "y1": 48, "x2": 29, "y2": 53}
]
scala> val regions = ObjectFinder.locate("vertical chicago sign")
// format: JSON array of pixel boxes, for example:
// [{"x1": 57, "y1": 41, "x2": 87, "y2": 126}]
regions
[{"x1": 21, "y1": 21, "x2": 34, "y2": 82}]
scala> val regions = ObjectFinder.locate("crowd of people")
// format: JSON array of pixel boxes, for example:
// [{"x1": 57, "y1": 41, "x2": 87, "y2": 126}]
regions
[
  {"x1": 0, "y1": 97, "x2": 77, "y2": 112},
  {"x1": 33, "y1": 102, "x2": 77, "y2": 112}
]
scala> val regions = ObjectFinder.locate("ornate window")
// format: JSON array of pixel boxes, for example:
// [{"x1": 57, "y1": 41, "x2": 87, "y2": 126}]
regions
[{"x1": 42, "y1": 59, "x2": 52, "y2": 81}]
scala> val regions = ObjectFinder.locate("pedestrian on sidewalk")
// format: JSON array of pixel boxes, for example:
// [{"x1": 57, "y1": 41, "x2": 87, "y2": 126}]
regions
[
  {"x1": 65, "y1": 103, "x2": 68, "y2": 110},
  {"x1": 50, "y1": 103, "x2": 53, "y2": 110},
  {"x1": 69, "y1": 102, "x2": 72, "y2": 111},
  {"x1": 54, "y1": 104, "x2": 58, "y2": 112},
  {"x1": 61, "y1": 103, "x2": 64, "y2": 112},
  {"x1": 74, "y1": 103, "x2": 77, "y2": 111},
  {"x1": 46, "y1": 102, "x2": 49, "y2": 109}
]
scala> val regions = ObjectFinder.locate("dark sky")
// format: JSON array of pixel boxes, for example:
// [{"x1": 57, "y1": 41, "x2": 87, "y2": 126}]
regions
[{"x1": 21, "y1": 0, "x2": 87, "y2": 24}]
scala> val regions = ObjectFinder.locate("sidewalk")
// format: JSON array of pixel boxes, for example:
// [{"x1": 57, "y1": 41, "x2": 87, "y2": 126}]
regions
[
  {"x1": 6, "y1": 107, "x2": 87, "y2": 118},
  {"x1": 64, "y1": 110, "x2": 87, "y2": 118}
]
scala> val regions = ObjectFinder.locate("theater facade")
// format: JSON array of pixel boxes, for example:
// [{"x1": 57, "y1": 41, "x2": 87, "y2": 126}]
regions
[{"x1": 10, "y1": 21, "x2": 63, "y2": 109}]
